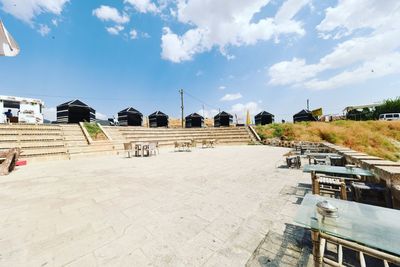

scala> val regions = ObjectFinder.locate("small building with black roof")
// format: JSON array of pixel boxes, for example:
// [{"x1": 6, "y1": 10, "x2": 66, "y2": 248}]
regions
[
  {"x1": 56, "y1": 99, "x2": 95, "y2": 123},
  {"x1": 118, "y1": 107, "x2": 143, "y2": 126},
  {"x1": 293, "y1": 109, "x2": 317, "y2": 123},
  {"x1": 185, "y1": 113, "x2": 204, "y2": 128},
  {"x1": 255, "y1": 111, "x2": 274, "y2": 125},
  {"x1": 214, "y1": 111, "x2": 233, "y2": 127},
  {"x1": 148, "y1": 111, "x2": 168, "y2": 127}
]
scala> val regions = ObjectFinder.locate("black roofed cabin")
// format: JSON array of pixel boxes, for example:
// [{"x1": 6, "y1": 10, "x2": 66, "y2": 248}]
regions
[
  {"x1": 56, "y1": 99, "x2": 95, "y2": 123},
  {"x1": 214, "y1": 111, "x2": 233, "y2": 127},
  {"x1": 255, "y1": 111, "x2": 274, "y2": 125},
  {"x1": 293, "y1": 109, "x2": 317, "y2": 123},
  {"x1": 118, "y1": 107, "x2": 143, "y2": 126},
  {"x1": 185, "y1": 113, "x2": 204, "y2": 128},
  {"x1": 148, "y1": 111, "x2": 168, "y2": 127}
]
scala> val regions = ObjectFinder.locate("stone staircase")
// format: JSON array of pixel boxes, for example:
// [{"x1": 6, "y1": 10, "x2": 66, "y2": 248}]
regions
[
  {"x1": 103, "y1": 126, "x2": 254, "y2": 148},
  {"x1": 0, "y1": 124, "x2": 68, "y2": 161},
  {"x1": 61, "y1": 124, "x2": 117, "y2": 159}
]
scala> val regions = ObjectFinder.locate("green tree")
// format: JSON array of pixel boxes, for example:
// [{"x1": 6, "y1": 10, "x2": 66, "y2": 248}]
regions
[{"x1": 374, "y1": 97, "x2": 400, "y2": 119}]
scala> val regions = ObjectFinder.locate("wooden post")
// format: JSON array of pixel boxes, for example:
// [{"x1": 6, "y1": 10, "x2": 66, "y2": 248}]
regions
[
  {"x1": 312, "y1": 171, "x2": 320, "y2": 195},
  {"x1": 340, "y1": 179, "x2": 347, "y2": 200},
  {"x1": 311, "y1": 229, "x2": 322, "y2": 267}
]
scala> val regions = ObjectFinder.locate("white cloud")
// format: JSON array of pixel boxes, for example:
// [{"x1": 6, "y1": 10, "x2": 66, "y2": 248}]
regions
[
  {"x1": 316, "y1": 0, "x2": 400, "y2": 37},
  {"x1": 43, "y1": 107, "x2": 56, "y2": 122},
  {"x1": 220, "y1": 93, "x2": 243, "y2": 102},
  {"x1": 96, "y1": 112, "x2": 108, "y2": 120},
  {"x1": 230, "y1": 101, "x2": 261, "y2": 122},
  {"x1": 161, "y1": 0, "x2": 310, "y2": 62},
  {"x1": 268, "y1": 0, "x2": 400, "y2": 90},
  {"x1": 124, "y1": 0, "x2": 158, "y2": 13},
  {"x1": 129, "y1": 28, "x2": 138, "y2": 39},
  {"x1": 218, "y1": 86, "x2": 226, "y2": 90},
  {"x1": 304, "y1": 52, "x2": 400, "y2": 90},
  {"x1": 92, "y1": 5, "x2": 130, "y2": 24},
  {"x1": 268, "y1": 58, "x2": 319, "y2": 86},
  {"x1": 199, "y1": 108, "x2": 219, "y2": 118},
  {"x1": 142, "y1": 32, "x2": 151, "y2": 38},
  {"x1": 106, "y1": 25, "x2": 124, "y2": 35},
  {"x1": 37, "y1": 24, "x2": 51, "y2": 36},
  {"x1": 0, "y1": 0, "x2": 69, "y2": 24}
]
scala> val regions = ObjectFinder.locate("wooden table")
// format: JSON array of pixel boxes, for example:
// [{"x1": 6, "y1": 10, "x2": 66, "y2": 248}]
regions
[{"x1": 303, "y1": 164, "x2": 374, "y2": 198}]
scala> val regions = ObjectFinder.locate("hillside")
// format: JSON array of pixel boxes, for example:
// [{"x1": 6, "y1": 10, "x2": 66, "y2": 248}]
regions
[{"x1": 255, "y1": 121, "x2": 400, "y2": 161}]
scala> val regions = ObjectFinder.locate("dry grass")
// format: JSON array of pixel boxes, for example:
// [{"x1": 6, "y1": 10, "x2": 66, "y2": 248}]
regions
[{"x1": 256, "y1": 121, "x2": 400, "y2": 161}]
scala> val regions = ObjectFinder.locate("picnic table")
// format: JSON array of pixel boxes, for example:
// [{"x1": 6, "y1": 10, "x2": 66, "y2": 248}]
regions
[
  {"x1": 202, "y1": 139, "x2": 215, "y2": 148},
  {"x1": 303, "y1": 164, "x2": 374, "y2": 178},
  {"x1": 303, "y1": 164, "x2": 374, "y2": 198},
  {"x1": 294, "y1": 194, "x2": 400, "y2": 266},
  {"x1": 305, "y1": 153, "x2": 342, "y2": 165},
  {"x1": 175, "y1": 141, "x2": 192, "y2": 152}
]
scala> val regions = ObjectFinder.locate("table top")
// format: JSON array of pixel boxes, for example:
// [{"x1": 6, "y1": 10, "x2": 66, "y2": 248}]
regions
[
  {"x1": 303, "y1": 164, "x2": 374, "y2": 177},
  {"x1": 294, "y1": 194, "x2": 400, "y2": 255},
  {"x1": 306, "y1": 153, "x2": 340, "y2": 157}
]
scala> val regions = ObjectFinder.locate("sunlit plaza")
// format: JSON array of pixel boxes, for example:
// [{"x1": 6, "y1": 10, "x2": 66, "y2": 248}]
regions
[{"x1": 0, "y1": 145, "x2": 312, "y2": 266}]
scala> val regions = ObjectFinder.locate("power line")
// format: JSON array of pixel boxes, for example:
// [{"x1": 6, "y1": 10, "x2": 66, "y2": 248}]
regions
[{"x1": 183, "y1": 90, "x2": 219, "y2": 110}]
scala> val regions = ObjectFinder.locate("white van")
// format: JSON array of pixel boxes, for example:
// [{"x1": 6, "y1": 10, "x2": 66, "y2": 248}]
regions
[
  {"x1": 379, "y1": 113, "x2": 400, "y2": 121},
  {"x1": 0, "y1": 95, "x2": 44, "y2": 124}
]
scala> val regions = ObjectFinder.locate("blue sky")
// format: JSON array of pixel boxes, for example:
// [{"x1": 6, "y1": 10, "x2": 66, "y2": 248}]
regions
[{"x1": 0, "y1": 0, "x2": 399, "y2": 122}]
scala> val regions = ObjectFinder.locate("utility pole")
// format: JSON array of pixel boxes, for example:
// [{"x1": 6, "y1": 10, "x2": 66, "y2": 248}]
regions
[
  {"x1": 179, "y1": 89, "x2": 184, "y2": 128},
  {"x1": 202, "y1": 104, "x2": 205, "y2": 118},
  {"x1": 307, "y1": 99, "x2": 310, "y2": 110}
]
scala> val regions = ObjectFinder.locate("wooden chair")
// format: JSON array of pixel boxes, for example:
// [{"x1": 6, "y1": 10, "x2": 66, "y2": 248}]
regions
[
  {"x1": 134, "y1": 143, "x2": 142, "y2": 157},
  {"x1": 202, "y1": 140, "x2": 207, "y2": 148},
  {"x1": 174, "y1": 141, "x2": 180, "y2": 152},
  {"x1": 312, "y1": 175, "x2": 347, "y2": 200},
  {"x1": 286, "y1": 156, "x2": 301, "y2": 169},
  {"x1": 123, "y1": 143, "x2": 133, "y2": 158},
  {"x1": 190, "y1": 139, "x2": 196, "y2": 148},
  {"x1": 351, "y1": 182, "x2": 390, "y2": 207},
  {"x1": 149, "y1": 142, "x2": 158, "y2": 156},
  {"x1": 142, "y1": 144, "x2": 150, "y2": 157}
]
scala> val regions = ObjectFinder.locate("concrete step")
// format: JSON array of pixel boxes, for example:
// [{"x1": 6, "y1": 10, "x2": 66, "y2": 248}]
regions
[
  {"x1": 0, "y1": 141, "x2": 65, "y2": 149},
  {"x1": 20, "y1": 154, "x2": 70, "y2": 162},
  {"x1": 121, "y1": 132, "x2": 250, "y2": 138},
  {"x1": 21, "y1": 147, "x2": 68, "y2": 157},
  {"x1": 69, "y1": 150, "x2": 118, "y2": 159},
  {"x1": 117, "y1": 129, "x2": 249, "y2": 135}
]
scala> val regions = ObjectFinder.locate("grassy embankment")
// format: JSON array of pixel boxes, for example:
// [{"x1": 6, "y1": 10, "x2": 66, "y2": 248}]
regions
[
  {"x1": 255, "y1": 121, "x2": 400, "y2": 161},
  {"x1": 83, "y1": 122, "x2": 107, "y2": 141}
]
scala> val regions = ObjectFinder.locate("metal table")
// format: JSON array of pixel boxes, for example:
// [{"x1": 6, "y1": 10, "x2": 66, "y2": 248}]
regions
[
  {"x1": 133, "y1": 142, "x2": 150, "y2": 157},
  {"x1": 294, "y1": 194, "x2": 400, "y2": 266}
]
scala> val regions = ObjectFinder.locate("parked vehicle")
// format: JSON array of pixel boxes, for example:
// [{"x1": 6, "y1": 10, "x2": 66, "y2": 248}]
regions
[
  {"x1": 0, "y1": 95, "x2": 44, "y2": 124},
  {"x1": 378, "y1": 113, "x2": 400, "y2": 121}
]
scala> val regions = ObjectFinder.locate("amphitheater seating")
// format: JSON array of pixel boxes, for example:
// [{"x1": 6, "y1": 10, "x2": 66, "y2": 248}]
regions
[
  {"x1": 0, "y1": 124, "x2": 255, "y2": 162},
  {"x1": 0, "y1": 124, "x2": 68, "y2": 161},
  {"x1": 103, "y1": 126, "x2": 254, "y2": 151}
]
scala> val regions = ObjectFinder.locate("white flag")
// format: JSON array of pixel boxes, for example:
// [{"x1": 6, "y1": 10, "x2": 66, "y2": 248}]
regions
[{"x1": 0, "y1": 20, "x2": 20, "y2": 57}]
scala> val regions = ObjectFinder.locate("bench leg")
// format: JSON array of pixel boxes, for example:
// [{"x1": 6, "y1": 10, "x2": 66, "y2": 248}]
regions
[{"x1": 311, "y1": 230, "x2": 322, "y2": 267}]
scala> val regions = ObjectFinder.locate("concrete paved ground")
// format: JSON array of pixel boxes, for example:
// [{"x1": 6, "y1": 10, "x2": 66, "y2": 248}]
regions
[{"x1": 0, "y1": 145, "x2": 311, "y2": 267}]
